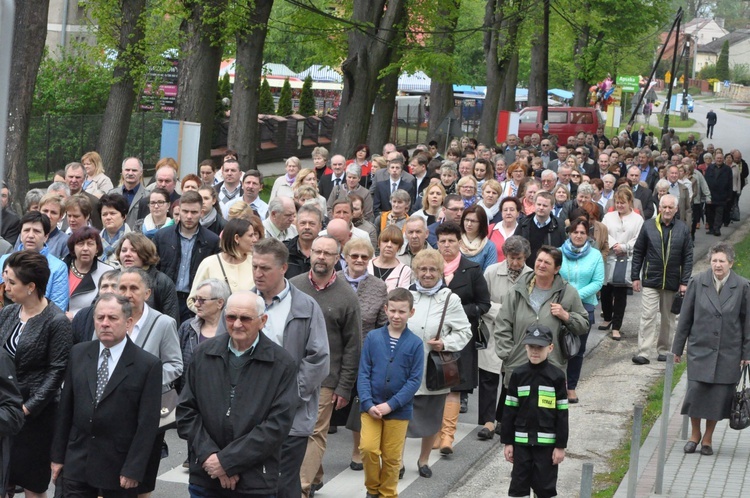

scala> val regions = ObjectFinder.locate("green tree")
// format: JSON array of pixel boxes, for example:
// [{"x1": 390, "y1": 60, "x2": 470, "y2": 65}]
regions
[
  {"x1": 298, "y1": 75, "x2": 316, "y2": 116},
  {"x1": 277, "y1": 77, "x2": 294, "y2": 116},
  {"x1": 259, "y1": 78, "x2": 276, "y2": 115},
  {"x1": 216, "y1": 72, "x2": 231, "y2": 119},
  {"x1": 717, "y1": 40, "x2": 730, "y2": 81}
]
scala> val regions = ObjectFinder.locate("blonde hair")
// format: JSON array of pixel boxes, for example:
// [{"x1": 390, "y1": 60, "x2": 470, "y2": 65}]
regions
[
  {"x1": 81, "y1": 151, "x2": 105, "y2": 176},
  {"x1": 293, "y1": 168, "x2": 317, "y2": 190}
]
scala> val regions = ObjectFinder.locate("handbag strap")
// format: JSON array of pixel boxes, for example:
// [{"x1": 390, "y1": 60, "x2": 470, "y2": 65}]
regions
[
  {"x1": 555, "y1": 282, "x2": 568, "y2": 305},
  {"x1": 216, "y1": 254, "x2": 230, "y2": 287},
  {"x1": 742, "y1": 364, "x2": 750, "y2": 390},
  {"x1": 433, "y1": 292, "x2": 452, "y2": 341}
]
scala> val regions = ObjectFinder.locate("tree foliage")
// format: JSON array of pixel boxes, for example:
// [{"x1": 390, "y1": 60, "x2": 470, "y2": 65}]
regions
[
  {"x1": 277, "y1": 77, "x2": 294, "y2": 116},
  {"x1": 33, "y1": 46, "x2": 112, "y2": 116},
  {"x1": 298, "y1": 75, "x2": 317, "y2": 116},
  {"x1": 717, "y1": 40, "x2": 730, "y2": 81}
]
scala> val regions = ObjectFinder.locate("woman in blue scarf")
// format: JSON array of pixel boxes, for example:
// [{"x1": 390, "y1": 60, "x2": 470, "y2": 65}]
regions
[{"x1": 559, "y1": 217, "x2": 605, "y2": 403}]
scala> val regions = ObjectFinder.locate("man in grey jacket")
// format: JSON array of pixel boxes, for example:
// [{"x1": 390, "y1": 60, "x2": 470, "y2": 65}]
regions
[{"x1": 251, "y1": 238, "x2": 330, "y2": 498}]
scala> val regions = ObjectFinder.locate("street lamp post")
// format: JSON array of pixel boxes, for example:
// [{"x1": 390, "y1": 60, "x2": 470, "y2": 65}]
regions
[{"x1": 0, "y1": 0, "x2": 16, "y2": 236}]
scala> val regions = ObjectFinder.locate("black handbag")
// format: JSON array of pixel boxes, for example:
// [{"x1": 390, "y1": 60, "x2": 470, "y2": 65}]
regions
[
  {"x1": 556, "y1": 283, "x2": 581, "y2": 360},
  {"x1": 610, "y1": 256, "x2": 632, "y2": 287},
  {"x1": 670, "y1": 291, "x2": 684, "y2": 315},
  {"x1": 730, "y1": 365, "x2": 750, "y2": 431},
  {"x1": 475, "y1": 320, "x2": 490, "y2": 350},
  {"x1": 425, "y1": 293, "x2": 463, "y2": 391},
  {"x1": 731, "y1": 202, "x2": 741, "y2": 222}
]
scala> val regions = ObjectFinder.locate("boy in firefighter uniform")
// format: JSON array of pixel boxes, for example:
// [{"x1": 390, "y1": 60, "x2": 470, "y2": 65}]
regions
[{"x1": 501, "y1": 325, "x2": 568, "y2": 498}]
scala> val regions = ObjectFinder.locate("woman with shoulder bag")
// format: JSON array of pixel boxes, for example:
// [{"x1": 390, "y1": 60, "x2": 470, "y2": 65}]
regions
[
  {"x1": 600, "y1": 187, "x2": 644, "y2": 340},
  {"x1": 407, "y1": 249, "x2": 472, "y2": 479}
]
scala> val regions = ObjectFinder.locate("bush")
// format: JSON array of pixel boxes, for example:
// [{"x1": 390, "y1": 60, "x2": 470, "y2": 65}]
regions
[
  {"x1": 687, "y1": 86, "x2": 702, "y2": 96},
  {"x1": 717, "y1": 41, "x2": 730, "y2": 81},
  {"x1": 277, "y1": 77, "x2": 293, "y2": 116},
  {"x1": 258, "y1": 78, "x2": 275, "y2": 115},
  {"x1": 298, "y1": 75, "x2": 316, "y2": 116}
]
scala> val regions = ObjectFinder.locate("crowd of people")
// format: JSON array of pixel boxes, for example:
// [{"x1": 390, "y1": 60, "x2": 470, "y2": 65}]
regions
[{"x1": 0, "y1": 125, "x2": 746, "y2": 498}]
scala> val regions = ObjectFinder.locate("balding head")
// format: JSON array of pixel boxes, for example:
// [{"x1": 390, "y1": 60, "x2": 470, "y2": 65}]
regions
[
  {"x1": 226, "y1": 291, "x2": 265, "y2": 316},
  {"x1": 326, "y1": 218, "x2": 351, "y2": 248}
]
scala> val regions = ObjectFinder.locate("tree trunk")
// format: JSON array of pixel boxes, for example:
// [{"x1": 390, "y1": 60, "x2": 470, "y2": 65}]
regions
[
  {"x1": 573, "y1": 78, "x2": 589, "y2": 107},
  {"x1": 97, "y1": 0, "x2": 148, "y2": 180},
  {"x1": 528, "y1": 8, "x2": 546, "y2": 107},
  {"x1": 369, "y1": 64, "x2": 401, "y2": 153},
  {"x1": 331, "y1": 0, "x2": 408, "y2": 158},
  {"x1": 5, "y1": 0, "x2": 51, "y2": 209},
  {"x1": 499, "y1": 48, "x2": 519, "y2": 111},
  {"x1": 227, "y1": 0, "x2": 274, "y2": 171},
  {"x1": 175, "y1": 0, "x2": 228, "y2": 164},
  {"x1": 428, "y1": 0, "x2": 460, "y2": 140},
  {"x1": 478, "y1": 0, "x2": 520, "y2": 146}
]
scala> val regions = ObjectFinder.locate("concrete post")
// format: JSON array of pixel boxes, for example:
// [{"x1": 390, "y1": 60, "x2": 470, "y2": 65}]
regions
[
  {"x1": 655, "y1": 354, "x2": 675, "y2": 494},
  {"x1": 0, "y1": 0, "x2": 17, "y2": 237},
  {"x1": 580, "y1": 462, "x2": 595, "y2": 498},
  {"x1": 627, "y1": 405, "x2": 644, "y2": 498}
]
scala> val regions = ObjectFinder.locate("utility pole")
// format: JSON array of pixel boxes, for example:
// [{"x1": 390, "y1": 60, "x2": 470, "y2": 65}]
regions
[
  {"x1": 681, "y1": 35, "x2": 691, "y2": 121},
  {"x1": 662, "y1": 11, "x2": 682, "y2": 138}
]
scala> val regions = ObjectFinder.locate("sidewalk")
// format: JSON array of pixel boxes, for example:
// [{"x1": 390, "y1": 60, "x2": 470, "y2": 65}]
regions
[{"x1": 614, "y1": 374, "x2": 750, "y2": 497}]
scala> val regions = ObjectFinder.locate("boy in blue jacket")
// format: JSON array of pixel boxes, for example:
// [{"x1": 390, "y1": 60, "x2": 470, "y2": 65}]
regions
[
  {"x1": 502, "y1": 325, "x2": 568, "y2": 498},
  {"x1": 358, "y1": 288, "x2": 424, "y2": 498}
]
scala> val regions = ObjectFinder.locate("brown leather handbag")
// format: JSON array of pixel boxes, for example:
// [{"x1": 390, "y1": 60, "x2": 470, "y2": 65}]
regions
[{"x1": 425, "y1": 292, "x2": 463, "y2": 391}]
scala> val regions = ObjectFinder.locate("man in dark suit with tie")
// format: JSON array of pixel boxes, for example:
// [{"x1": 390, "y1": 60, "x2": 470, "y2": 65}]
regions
[
  {"x1": 408, "y1": 153, "x2": 430, "y2": 211},
  {"x1": 372, "y1": 156, "x2": 416, "y2": 220},
  {"x1": 636, "y1": 148, "x2": 659, "y2": 192},
  {"x1": 627, "y1": 166, "x2": 655, "y2": 220},
  {"x1": 318, "y1": 155, "x2": 348, "y2": 200},
  {"x1": 51, "y1": 293, "x2": 162, "y2": 498}
]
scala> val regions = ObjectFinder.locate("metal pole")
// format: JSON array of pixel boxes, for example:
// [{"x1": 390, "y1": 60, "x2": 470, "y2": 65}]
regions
[
  {"x1": 681, "y1": 35, "x2": 691, "y2": 121},
  {"x1": 628, "y1": 8, "x2": 682, "y2": 126},
  {"x1": 580, "y1": 462, "x2": 595, "y2": 498},
  {"x1": 0, "y1": 0, "x2": 16, "y2": 236},
  {"x1": 682, "y1": 414, "x2": 689, "y2": 441},
  {"x1": 627, "y1": 405, "x2": 644, "y2": 498},
  {"x1": 654, "y1": 354, "x2": 675, "y2": 494},
  {"x1": 662, "y1": 12, "x2": 682, "y2": 137}
]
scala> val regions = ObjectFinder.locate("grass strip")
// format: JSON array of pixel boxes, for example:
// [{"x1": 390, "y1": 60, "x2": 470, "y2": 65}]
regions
[{"x1": 592, "y1": 361, "x2": 687, "y2": 497}]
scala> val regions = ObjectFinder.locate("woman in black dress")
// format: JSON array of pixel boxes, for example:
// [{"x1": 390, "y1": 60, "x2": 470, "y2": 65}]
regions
[{"x1": 0, "y1": 251, "x2": 72, "y2": 497}]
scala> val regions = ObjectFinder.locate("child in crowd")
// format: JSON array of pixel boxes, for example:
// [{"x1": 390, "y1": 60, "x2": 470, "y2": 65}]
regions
[
  {"x1": 501, "y1": 325, "x2": 568, "y2": 498},
  {"x1": 358, "y1": 289, "x2": 424, "y2": 498}
]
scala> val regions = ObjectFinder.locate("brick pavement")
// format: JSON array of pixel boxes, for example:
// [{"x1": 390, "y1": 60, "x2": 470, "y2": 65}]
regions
[{"x1": 615, "y1": 375, "x2": 750, "y2": 497}]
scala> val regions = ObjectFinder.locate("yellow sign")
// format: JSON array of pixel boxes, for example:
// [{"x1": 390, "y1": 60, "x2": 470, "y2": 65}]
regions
[
  {"x1": 665, "y1": 71, "x2": 672, "y2": 84},
  {"x1": 539, "y1": 396, "x2": 556, "y2": 409}
]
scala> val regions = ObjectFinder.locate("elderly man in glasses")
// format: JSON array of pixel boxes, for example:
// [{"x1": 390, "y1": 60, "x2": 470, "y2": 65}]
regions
[{"x1": 177, "y1": 290, "x2": 300, "y2": 498}]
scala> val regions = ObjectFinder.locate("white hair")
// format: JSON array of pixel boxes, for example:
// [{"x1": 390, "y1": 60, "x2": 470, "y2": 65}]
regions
[{"x1": 227, "y1": 291, "x2": 266, "y2": 316}]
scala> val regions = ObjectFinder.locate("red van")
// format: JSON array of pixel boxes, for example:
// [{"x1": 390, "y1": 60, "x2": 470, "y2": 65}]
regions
[{"x1": 516, "y1": 106, "x2": 604, "y2": 145}]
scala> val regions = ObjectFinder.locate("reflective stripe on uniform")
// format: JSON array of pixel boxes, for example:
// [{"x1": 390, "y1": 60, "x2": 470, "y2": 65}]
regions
[
  {"x1": 505, "y1": 395, "x2": 519, "y2": 407},
  {"x1": 557, "y1": 399, "x2": 569, "y2": 410},
  {"x1": 538, "y1": 385, "x2": 555, "y2": 395},
  {"x1": 538, "y1": 432, "x2": 557, "y2": 444},
  {"x1": 515, "y1": 432, "x2": 529, "y2": 444},
  {"x1": 518, "y1": 385, "x2": 530, "y2": 397}
]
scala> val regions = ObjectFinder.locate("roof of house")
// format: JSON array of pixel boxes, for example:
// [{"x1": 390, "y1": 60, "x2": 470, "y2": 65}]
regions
[{"x1": 699, "y1": 29, "x2": 750, "y2": 54}]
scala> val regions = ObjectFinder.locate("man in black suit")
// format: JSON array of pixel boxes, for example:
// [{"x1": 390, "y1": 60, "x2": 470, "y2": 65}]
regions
[
  {"x1": 636, "y1": 148, "x2": 659, "y2": 192},
  {"x1": 408, "y1": 153, "x2": 430, "y2": 211},
  {"x1": 631, "y1": 125, "x2": 647, "y2": 148},
  {"x1": 318, "y1": 154, "x2": 348, "y2": 200},
  {"x1": 51, "y1": 293, "x2": 162, "y2": 498},
  {"x1": 627, "y1": 166, "x2": 655, "y2": 220},
  {"x1": 0, "y1": 183, "x2": 20, "y2": 245},
  {"x1": 372, "y1": 156, "x2": 416, "y2": 219}
]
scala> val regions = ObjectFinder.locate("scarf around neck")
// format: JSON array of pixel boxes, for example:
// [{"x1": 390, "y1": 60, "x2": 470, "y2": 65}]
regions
[
  {"x1": 443, "y1": 255, "x2": 461, "y2": 285},
  {"x1": 460, "y1": 233, "x2": 488, "y2": 257},
  {"x1": 561, "y1": 238, "x2": 591, "y2": 260},
  {"x1": 479, "y1": 200, "x2": 500, "y2": 221},
  {"x1": 415, "y1": 279, "x2": 444, "y2": 295},
  {"x1": 200, "y1": 207, "x2": 218, "y2": 227},
  {"x1": 344, "y1": 271, "x2": 368, "y2": 292}
]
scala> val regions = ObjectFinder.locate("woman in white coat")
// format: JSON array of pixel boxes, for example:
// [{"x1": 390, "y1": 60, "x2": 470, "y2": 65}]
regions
[{"x1": 407, "y1": 249, "x2": 472, "y2": 479}]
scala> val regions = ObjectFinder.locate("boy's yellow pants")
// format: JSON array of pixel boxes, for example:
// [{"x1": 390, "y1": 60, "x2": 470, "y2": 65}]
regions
[{"x1": 360, "y1": 413, "x2": 410, "y2": 498}]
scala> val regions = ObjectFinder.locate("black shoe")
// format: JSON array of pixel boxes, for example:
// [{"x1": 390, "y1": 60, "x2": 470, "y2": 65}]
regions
[
  {"x1": 328, "y1": 426, "x2": 338, "y2": 434},
  {"x1": 684, "y1": 440, "x2": 699, "y2": 453},
  {"x1": 700, "y1": 445, "x2": 713, "y2": 455},
  {"x1": 477, "y1": 427, "x2": 494, "y2": 440},
  {"x1": 349, "y1": 461, "x2": 364, "y2": 471},
  {"x1": 399, "y1": 466, "x2": 405, "y2": 479},
  {"x1": 657, "y1": 354, "x2": 667, "y2": 362},
  {"x1": 494, "y1": 423, "x2": 502, "y2": 436},
  {"x1": 460, "y1": 393, "x2": 468, "y2": 413},
  {"x1": 366, "y1": 493, "x2": 379, "y2": 498},
  {"x1": 713, "y1": 230, "x2": 722, "y2": 236},
  {"x1": 598, "y1": 322, "x2": 612, "y2": 330},
  {"x1": 310, "y1": 482, "x2": 324, "y2": 497},
  {"x1": 182, "y1": 458, "x2": 190, "y2": 469},
  {"x1": 632, "y1": 355, "x2": 650, "y2": 365},
  {"x1": 417, "y1": 461, "x2": 432, "y2": 478}
]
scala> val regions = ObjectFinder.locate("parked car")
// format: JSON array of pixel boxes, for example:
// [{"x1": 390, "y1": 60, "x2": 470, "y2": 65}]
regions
[{"x1": 513, "y1": 106, "x2": 605, "y2": 145}]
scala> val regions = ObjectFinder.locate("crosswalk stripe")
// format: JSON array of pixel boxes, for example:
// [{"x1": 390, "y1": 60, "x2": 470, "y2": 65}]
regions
[{"x1": 157, "y1": 422, "x2": 476, "y2": 492}]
